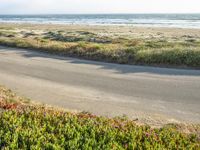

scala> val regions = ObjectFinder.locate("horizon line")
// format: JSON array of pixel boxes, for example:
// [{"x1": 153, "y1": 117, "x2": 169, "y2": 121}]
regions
[{"x1": 1, "y1": 12, "x2": 200, "y2": 15}]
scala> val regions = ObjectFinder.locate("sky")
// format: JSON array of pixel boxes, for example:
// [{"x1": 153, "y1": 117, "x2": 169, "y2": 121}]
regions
[{"x1": 0, "y1": 0, "x2": 200, "y2": 14}]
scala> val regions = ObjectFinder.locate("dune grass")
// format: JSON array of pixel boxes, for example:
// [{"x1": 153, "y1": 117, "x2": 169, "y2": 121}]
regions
[
  {"x1": 0, "y1": 28, "x2": 200, "y2": 68},
  {"x1": 0, "y1": 85, "x2": 200, "y2": 149}
]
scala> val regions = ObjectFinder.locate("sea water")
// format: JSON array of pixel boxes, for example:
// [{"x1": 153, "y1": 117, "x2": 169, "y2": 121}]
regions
[{"x1": 0, "y1": 14, "x2": 200, "y2": 28}]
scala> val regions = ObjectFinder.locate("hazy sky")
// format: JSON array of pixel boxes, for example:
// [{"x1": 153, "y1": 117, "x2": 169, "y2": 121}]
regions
[{"x1": 0, "y1": 0, "x2": 200, "y2": 14}]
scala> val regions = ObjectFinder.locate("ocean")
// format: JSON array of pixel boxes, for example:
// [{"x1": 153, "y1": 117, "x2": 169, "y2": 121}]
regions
[{"x1": 0, "y1": 14, "x2": 200, "y2": 28}]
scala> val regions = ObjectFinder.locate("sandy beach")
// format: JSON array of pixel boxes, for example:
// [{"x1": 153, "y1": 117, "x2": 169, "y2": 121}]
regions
[
  {"x1": 1, "y1": 23, "x2": 200, "y2": 40},
  {"x1": 0, "y1": 23, "x2": 200, "y2": 69}
]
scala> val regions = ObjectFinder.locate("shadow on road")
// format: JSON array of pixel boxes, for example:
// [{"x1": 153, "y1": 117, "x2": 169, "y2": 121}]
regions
[{"x1": 1, "y1": 46, "x2": 200, "y2": 76}]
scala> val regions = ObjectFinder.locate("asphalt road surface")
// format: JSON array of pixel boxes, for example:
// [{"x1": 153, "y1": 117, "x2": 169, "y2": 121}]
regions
[{"x1": 0, "y1": 46, "x2": 200, "y2": 124}]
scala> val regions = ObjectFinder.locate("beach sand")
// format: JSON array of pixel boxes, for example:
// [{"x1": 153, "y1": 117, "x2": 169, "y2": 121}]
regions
[{"x1": 1, "y1": 23, "x2": 200, "y2": 40}]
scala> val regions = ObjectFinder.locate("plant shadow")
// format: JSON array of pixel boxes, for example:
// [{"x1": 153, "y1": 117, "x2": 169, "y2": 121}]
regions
[{"x1": 1, "y1": 46, "x2": 200, "y2": 76}]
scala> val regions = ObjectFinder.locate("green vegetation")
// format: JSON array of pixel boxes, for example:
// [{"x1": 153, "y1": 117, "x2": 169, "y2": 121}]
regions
[
  {"x1": 0, "y1": 27, "x2": 200, "y2": 68},
  {"x1": 0, "y1": 85, "x2": 200, "y2": 149}
]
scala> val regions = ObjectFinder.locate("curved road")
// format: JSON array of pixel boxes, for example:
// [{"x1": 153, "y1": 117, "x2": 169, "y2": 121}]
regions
[{"x1": 0, "y1": 46, "x2": 200, "y2": 124}]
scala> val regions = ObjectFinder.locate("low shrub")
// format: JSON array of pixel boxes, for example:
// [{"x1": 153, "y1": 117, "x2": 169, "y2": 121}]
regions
[
  {"x1": 0, "y1": 106, "x2": 199, "y2": 149},
  {"x1": 0, "y1": 33, "x2": 200, "y2": 68},
  {"x1": 0, "y1": 86, "x2": 199, "y2": 149}
]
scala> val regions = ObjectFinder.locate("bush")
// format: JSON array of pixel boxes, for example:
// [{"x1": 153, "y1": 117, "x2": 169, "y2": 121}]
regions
[
  {"x1": 0, "y1": 107, "x2": 199, "y2": 149},
  {"x1": 0, "y1": 34, "x2": 200, "y2": 68},
  {"x1": 135, "y1": 49, "x2": 200, "y2": 67},
  {"x1": 0, "y1": 85, "x2": 199, "y2": 149}
]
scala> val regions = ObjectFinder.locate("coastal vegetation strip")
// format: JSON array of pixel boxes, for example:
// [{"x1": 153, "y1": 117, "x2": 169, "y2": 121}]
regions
[
  {"x1": 0, "y1": 25, "x2": 200, "y2": 68},
  {"x1": 0, "y1": 85, "x2": 199, "y2": 149}
]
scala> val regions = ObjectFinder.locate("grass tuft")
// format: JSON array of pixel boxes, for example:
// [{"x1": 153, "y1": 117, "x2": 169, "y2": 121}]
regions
[{"x1": 0, "y1": 27, "x2": 200, "y2": 68}]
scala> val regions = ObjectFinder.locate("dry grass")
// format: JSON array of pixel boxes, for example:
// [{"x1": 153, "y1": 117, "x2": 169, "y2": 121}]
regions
[{"x1": 0, "y1": 25, "x2": 200, "y2": 68}]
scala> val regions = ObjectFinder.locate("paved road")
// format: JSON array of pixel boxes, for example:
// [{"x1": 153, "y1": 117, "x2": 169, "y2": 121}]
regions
[{"x1": 0, "y1": 46, "x2": 200, "y2": 124}]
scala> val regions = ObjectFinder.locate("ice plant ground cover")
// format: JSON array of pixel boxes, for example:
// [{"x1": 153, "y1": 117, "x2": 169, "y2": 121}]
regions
[{"x1": 0, "y1": 85, "x2": 199, "y2": 149}]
